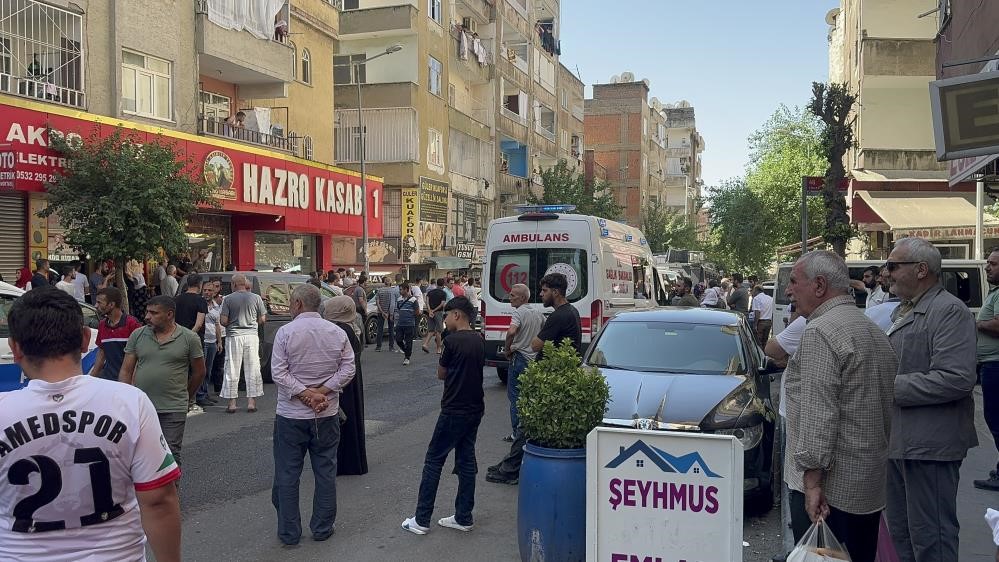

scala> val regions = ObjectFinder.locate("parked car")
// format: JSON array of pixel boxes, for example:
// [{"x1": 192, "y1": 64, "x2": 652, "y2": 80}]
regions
[
  {"x1": 583, "y1": 307, "x2": 781, "y2": 512},
  {"x1": 0, "y1": 281, "x2": 100, "y2": 392},
  {"x1": 202, "y1": 272, "x2": 341, "y2": 383}
]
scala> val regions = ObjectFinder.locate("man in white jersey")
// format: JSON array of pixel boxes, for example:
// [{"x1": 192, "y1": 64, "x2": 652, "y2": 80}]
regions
[{"x1": 0, "y1": 286, "x2": 181, "y2": 561}]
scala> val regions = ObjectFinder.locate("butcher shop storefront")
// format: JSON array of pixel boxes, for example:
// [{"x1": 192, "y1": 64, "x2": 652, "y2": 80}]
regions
[{"x1": 0, "y1": 96, "x2": 383, "y2": 278}]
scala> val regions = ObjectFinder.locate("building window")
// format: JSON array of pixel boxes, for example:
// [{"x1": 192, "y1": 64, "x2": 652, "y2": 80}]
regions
[
  {"x1": 0, "y1": 38, "x2": 10, "y2": 75},
  {"x1": 427, "y1": 128, "x2": 444, "y2": 173},
  {"x1": 290, "y1": 42, "x2": 297, "y2": 79},
  {"x1": 428, "y1": 0, "x2": 442, "y2": 24},
  {"x1": 428, "y1": 56, "x2": 442, "y2": 96},
  {"x1": 343, "y1": 0, "x2": 358, "y2": 8},
  {"x1": 122, "y1": 49, "x2": 172, "y2": 120},
  {"x1": 200, "y1": 91, "x2": 231, "y2": 120},
  {"x1": 304, "y1": 135, "x2": 314, "y2": 160},
  {"x1": 334, "y1": 54, "x2": 366, "y2": 84},
  {"x1": 301, "y1": 49, "x2": 312, "y2": 84},
  {"x1": 561, "y1": 89, "x2": 568, "y2": 109},
  {"x1": 384, "y1": 189, "x2": 401, "y2": 237}
]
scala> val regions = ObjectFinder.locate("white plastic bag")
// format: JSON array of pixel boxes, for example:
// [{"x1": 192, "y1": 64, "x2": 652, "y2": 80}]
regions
[{"x1": 787, "y1": 519, "x2": 853, "y2": 562}]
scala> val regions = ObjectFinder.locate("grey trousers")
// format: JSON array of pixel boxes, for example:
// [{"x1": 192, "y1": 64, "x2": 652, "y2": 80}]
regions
[{"x1": 886, "y1": 458, "x2": 962, "y2": 562}]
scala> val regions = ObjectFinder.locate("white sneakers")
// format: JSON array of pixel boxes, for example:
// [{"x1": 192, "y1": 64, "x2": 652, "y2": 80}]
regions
[
  {"x1": 401, "y1": 515, "x2": 473, "y2": 535},
  {"x1": 403, "y1": 358, "x2": 410, "y2": 366}
]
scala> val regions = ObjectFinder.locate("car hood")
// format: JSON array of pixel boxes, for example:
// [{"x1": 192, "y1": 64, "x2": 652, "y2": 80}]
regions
[{"x1": 600, "y1": 368, "x2": 747, "y2": 426}]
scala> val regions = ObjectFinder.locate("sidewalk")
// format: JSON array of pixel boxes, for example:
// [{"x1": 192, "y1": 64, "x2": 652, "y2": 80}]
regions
[{"x1": 960, "y1": 386, "x2": 998, "y2": 561}]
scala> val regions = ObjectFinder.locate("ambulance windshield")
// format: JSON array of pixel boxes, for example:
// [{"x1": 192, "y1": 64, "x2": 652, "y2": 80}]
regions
[{"x1": 489, "y1": 249, "x2": 588, "y2": 303}]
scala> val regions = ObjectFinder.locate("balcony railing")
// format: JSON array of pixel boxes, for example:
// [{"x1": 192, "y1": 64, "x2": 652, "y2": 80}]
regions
[
  {"x1": 334, "y1": 107, "x2": 418, "y2": 163},
  {"x1": 199, "y1": 116, "x2": 299, "y2": 154},
  {"x1": 497, "y1": 171, "x2": 529, "y2": 194},
  {"x1": 536, "y1": 125, "x2": 555, "y2": 142},
  {"x1": 0, "y1": 0, "x2": 86, "y2": 109}
]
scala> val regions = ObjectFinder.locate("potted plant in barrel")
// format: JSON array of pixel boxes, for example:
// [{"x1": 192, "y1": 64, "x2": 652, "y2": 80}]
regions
[{"x1": 516, "y1": 338, "x2": 609, "y2": 562}]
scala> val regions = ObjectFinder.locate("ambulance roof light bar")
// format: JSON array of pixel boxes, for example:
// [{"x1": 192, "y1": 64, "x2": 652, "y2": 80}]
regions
[{"x1": 515, "y1": 204, "x2": 576, "y2": 221}]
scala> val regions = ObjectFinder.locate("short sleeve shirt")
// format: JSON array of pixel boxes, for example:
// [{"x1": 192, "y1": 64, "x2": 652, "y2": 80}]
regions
[
  {"x1": 96, "y1": 314, "x2": 144, "y2": 381},
  {"x1": 124, "y1": 325, "x2": 203, "y2": 413},
  {"x1": 0, "y1": 376, "x2": 180, "y2": 561},
  {"x1": 510, "y1": 304, "x2": 545, "y2": 360},
  {"x1": 427, "y1": 288, "x2": 447, "y2": 311},
  {"x1": 175, "y1": 292, "x2": 208, "y2": 339},
  {"x1": 978, "y1": 287, "x2": 999, "y2": 363},
  {"x1": 777, "y1": 316, "x2": 807, "y2": 417},
  {"x1": 439, "y1": 330, "x2": 485, "y2": 415},
  {"x1": 219, "y1": 291, "x2": 266, "y2": 337},
  {"x1": 536, "y1": 303, "x2": 582, "y2": 359}
]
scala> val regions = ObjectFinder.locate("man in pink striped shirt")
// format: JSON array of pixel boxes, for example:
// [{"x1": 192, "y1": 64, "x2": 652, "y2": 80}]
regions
[{"x1": 270, "y1": 284, "x2": 355, "y2": 546}]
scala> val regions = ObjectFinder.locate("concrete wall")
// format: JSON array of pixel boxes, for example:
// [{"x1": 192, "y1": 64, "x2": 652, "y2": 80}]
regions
[
  {"x1": 861, "y1": 0, "x2": 937, "y2": 39},
  {"x1": 937, "y1": 0, "x2": 999, "y2": 79},
  {"x1": 859, "y1": 76, "x2": 935, "y2": 150},
  {"x1": 336, "y1": 37, "x2": 420, "y2": 84}
]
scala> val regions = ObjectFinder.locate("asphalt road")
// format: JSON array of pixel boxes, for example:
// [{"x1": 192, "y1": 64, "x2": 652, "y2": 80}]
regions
[{"x1": 175, "y1": 343, "x2": 785, "y2": 562}]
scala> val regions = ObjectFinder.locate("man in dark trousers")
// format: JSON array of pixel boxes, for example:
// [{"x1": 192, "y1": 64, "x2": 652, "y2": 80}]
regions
[
  {"x1": 402, "y1": 296, "x2": 484, "y2": 535},
  {"x1": 486, "y1": 272, "x2": 581, "y2": 485},
  {"x1": 174, "y1": 273, "x2": 210, "y2": 410}
]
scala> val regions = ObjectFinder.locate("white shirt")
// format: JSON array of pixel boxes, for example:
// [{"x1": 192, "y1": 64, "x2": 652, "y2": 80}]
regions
[
  {"x1": 751, "y1": 292, "x2": 774, "y2": 321},
  {"x1": 410, "y1": 284, "x2": 425, "y2": 311},
  {"x1": 776, "y1": 315, "x2": 806, "y2": 418},
  {"x1": 71, "y1": 273, "x2": 89, "y2": 300},
  {"x1": 0, "y1": 376, "x2": 180, "y2": 561},
  {"x1": 865, "y1": 285, "x2": 887, "y2": 309},
  {"x1": 56, "y1": 280, "x2": 80, "y2": 300},
  {"x1": 864, "y1": 299, "x2": 901, "y2": 333}
]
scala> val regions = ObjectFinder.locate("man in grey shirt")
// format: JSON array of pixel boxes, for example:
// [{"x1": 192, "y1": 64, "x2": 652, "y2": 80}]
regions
[
  {"x1": 503, "y1": 284, "x2": 544, "y2": 440},
  {"x1": 162, "y1": 265, "x2": 179, "y2": 298},
  {"x1": 220, "y1": 273, "x2": 267, "y2": 413}
]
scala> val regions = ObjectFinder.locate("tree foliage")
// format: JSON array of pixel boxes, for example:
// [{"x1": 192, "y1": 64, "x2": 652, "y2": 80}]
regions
[
  {"x1": 40, "y1": 127, "x2": 217, "y2": 308},
  {"x1": 704, "y1": 178, "x2": 773, "y2": 275},
  {"x1": 528, "y1": 160, "x2": 623, "y2": 220},
  {"x1": 641, "y1": 198, "x2": 698, "y2": 254},
  {"x1": 809, "y1": 82, "x2": 857, "y2": 256}
]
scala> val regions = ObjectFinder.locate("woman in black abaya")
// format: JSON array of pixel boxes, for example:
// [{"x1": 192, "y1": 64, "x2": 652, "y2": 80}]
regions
[{"x1": 322, "y1": 295, "x2": 368, "y2": 475}]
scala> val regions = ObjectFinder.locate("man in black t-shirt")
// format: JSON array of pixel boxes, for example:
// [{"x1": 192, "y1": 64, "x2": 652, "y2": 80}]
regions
[
  {"x1": 487, "y1": 272, "x2": 582, "y2": 485},
  {"x1": 402, "y1": 296, "x2": 484, "y2": 536},
  {"x1": 174, "y1": 274, "x2": 211, "y2": 408},
  {"x1": 421, "y1": 278, "x2": 448, "y2": 354}
]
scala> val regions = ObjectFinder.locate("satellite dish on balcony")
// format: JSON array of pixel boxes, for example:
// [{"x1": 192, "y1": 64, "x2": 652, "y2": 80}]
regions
[
  {"x1": 620, "y1": 71, "x2": 635, "y2": 82},
  {"x1": 650, "y1": 97, "x2": 662, "y2": 111},
  {"x1": 677, "y1": 100, "x2": 691, "y2": 108},
  {"x1": 642, "y1": 78, "x2": 650, "y2": 88},
  {"x1": 609, "y1": 74, "x2": 620, "y2": 84}
]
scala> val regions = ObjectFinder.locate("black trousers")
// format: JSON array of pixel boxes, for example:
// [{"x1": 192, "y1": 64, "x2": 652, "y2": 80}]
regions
[{"x1": 789, "y1": 488, "x2": 881, "y2": 562}]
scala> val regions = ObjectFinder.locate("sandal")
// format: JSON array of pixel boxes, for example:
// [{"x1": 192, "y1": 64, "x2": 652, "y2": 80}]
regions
[
  {"x1": 226, "y1": 407, "x2": 236, "y2": 414},
  {"x1": 247, "y1": 406, "x2": 258, "y2": 413},
  {"x1": 422, "y1": 345, "x2": 430, "y2": 354}
]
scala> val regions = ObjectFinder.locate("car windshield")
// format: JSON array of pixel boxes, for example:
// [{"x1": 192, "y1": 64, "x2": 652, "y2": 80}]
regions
[{"x1": 586, "y1": 320, "x2": 746, "y2": 375}]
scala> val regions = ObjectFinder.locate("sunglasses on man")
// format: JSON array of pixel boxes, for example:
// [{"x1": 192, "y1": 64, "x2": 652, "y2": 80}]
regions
[{"x1": 884, "y1": 261, "x2": 921, "y2": 272}]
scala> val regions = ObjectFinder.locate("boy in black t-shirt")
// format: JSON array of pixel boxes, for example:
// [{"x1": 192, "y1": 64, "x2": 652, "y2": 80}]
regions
[{"x1": 402, "y1": 296, "x2": 484, "y2": 536}]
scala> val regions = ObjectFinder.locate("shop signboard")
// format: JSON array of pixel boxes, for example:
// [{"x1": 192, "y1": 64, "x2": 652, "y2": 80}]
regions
[
  {"x1": 357, "y1": 237, "x2": 401, "y2": 264},
  {"x1": 930, "y1": 70, "x2": 999, "y2": 161},
  {"x1": 402, "y1": 187, "x2": 420, "y2": 262},
  {"x1": 419, "y1": 176, "x2": 449, "y2": 223},
  {"x1": 453, "y1": 243, "x2": 475, "y2": 259},
  {"x1": 0, "y1": 144, "x2": 14, "y2": 190},
  {"x1": 586, "y1": 427, "x2": 743, "y2": 562},
  {"x1": 0, "y1": 98, "x2": 383, "y2": 239},
  {"x1": 893, "y1": 224, "x2": 999, "y2": 240}
]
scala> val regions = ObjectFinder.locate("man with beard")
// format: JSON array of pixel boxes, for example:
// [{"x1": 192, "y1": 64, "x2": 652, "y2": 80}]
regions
[{"x1": 851, "y1": 265, "x2": 887, "y2": 309}]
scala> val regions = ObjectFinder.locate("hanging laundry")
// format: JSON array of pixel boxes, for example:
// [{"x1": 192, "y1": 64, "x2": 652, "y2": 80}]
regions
[{"x1": 459, "y1": 29, "x2": 470, "y2": 60}]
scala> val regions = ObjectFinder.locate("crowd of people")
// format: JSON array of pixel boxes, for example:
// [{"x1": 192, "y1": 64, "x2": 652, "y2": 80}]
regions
[{"x1": 669, "y1": 271, "x2": 775, "y2": 346}]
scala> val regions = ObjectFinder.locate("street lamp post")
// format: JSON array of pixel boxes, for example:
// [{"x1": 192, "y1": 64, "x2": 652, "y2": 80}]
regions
[{"x1": 347, "y1": 44, "x2": 402, "y2": 276}]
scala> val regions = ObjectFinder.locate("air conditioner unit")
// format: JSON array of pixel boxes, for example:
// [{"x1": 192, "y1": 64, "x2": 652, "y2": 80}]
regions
[{"x1": 462, "y1": 17, "x2": 477, "y2": 33}]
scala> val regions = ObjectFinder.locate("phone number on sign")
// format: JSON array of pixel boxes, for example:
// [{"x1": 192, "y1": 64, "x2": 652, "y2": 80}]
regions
[{"x1": 15, "y1": 171, "x2": 56, "y2": 183}]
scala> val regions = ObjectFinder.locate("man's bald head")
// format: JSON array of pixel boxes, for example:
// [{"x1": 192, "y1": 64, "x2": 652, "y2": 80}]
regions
[
  {"x1": 231, "y1": 273, "x2": 248, "y2": 290},
  {"x1": 511, "y1": 284, "x2": 530, "y2": 299}
]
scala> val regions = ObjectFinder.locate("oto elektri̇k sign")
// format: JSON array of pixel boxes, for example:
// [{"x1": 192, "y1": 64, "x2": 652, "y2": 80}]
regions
[{"x1": 586, "y1": 427, "x2": 744, "y2": 562}]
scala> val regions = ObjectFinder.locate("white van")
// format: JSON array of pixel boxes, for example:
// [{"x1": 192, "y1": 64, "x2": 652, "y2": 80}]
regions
[
  {"x1": 771, "y1": 259, "x2": 987, "y2": 336},
  {"x1": 0, "y1": 281, "x2": 100, "y2": 392},
  {"x1": 481, "y1": 206, "x2": 668, "y2": 382}
]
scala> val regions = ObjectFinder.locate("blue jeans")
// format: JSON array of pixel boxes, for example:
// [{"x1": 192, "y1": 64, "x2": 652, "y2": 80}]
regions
[
  {"x1": 271, "y1": 415, "x2": 341, "y2": 545},
  {"x1": 508, "y1": 353, "x2": 530, "y2": 435},
  {"x1": 197, "y1": 340, "x2": 218, "y2": 401},
  {"x1": 415, "y1": 412, "x2": 483, "y2": 527},
  {"x1": 375, "y1": 315, "x2": 394, "y2": 350},
  {"x1": 982, "y1": 361, "x2": 999, "y2": 472}
]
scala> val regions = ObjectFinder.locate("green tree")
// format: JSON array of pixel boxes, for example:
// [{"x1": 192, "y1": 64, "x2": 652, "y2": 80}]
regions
[
  {"x1": 704, "y1": 178, "x2": 772, "y2": 275},
  {"x1": 528, "y1": 160, "x2": 623, "y2": 220},
  {"x1": 40, "y1": 127, "x2": 217, "y2": 311},
  {"x1": 641, "y1": 198, "x2": 698, "y2": 254},
  {"x1": 809, "y1": 82, "x2": 857, "y2": 256}
]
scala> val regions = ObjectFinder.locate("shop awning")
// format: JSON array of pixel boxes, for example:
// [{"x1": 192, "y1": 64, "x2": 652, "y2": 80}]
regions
[
  {"x1": 424, "y1": 257, "x2": 471, "y2": 270},
  {"x1": 854, "y1": 190, "x2": 999, "y2": 237}
]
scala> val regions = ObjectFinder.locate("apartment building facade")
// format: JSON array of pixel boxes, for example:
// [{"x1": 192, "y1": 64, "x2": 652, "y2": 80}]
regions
[
  {"x1": 0, "y1": 0, "x2": 380, "y2": 280},
  {"x1": 583, "y1": 77, "x2": 703, "y2": 226}
]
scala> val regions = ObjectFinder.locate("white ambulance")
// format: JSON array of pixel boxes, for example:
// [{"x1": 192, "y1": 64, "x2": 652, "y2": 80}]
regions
[{"x1": 481, "y1": 205, "x2": 669, "y2": 382}]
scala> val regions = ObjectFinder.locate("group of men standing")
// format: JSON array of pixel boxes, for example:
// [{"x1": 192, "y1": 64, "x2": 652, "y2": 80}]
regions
[{"x1": 775, "y1": 238, "x2": 982, "y2": 562}]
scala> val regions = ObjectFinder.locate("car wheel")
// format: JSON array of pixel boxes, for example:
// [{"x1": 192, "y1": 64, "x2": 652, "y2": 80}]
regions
[
  {"x1": 497, "y1": 367, "x2": 509, "y2": 385},
  {"x1": 418, "y1": 315, "x2": 429, "y2": 339},
  {"x1": 365, "y1": 316, "x2": 378, "y2": 345}
]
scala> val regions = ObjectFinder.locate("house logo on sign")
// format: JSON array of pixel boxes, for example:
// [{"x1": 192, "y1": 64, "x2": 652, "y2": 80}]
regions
[{"x1": 605, "y1": 440, "x2": 722, "y2": 478}]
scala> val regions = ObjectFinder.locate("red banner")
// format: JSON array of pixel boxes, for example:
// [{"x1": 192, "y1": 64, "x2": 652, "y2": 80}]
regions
[{"x1": 0, "y1": 99, "x2": 383, "y2": 239}]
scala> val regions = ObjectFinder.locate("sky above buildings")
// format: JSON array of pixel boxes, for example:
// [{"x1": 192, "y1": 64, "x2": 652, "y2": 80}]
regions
[{"x1": 560, "y1": 0, "x2": 835, "y2": 189}]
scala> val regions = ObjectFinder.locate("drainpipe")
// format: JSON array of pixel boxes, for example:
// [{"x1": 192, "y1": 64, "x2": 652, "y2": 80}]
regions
[{"x1": 108, "y1": 0, "x2": 119, "y2": 116}]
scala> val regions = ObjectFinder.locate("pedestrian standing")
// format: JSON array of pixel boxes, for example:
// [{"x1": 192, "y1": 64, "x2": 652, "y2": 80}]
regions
[
  {"x1": 671, "y1": 278, "x2": 700, "y2": 307},
  {"x1": 502, "y1": 283, "x2": 544, "y2": 441},
  {"x1": 374, "y1": 277, "x2": 396, "y2": 352},
  {"x1": 976, "y1": 247, "x2": 999, "y2": 492},
  {"x1": 851, "y1": 265, "x2": 887, "y2": 309},
  {"x1": 199, "y1": 281, "x2": 223, "y2": 406},
  {"x1": 402, "y1": 296, "x2": 484, "y2": 535},
  {"x1": 220, "y1": 273, "x2": 267, "y2": 414},
  {"x1": 351, "y1": 273, "x2": 368, "y2": 341},
  {"x1": 161, "y1": 265, "x2": 179, "y2": 298},
  {"x1": 270, "y1": 285, "x2": 355, "y2": 546},
  {"x1": 321, "y1": 295, "x2": 368, "y2": 476},
  {"x1": 410, "y1": 277, "x2": 426, "y2": 312},
  {"x1": 89, "y1": 262, "x2": 107, "y2": 303},
  {"x1": 422, "y1": 278, "x2": 447, "y2": 354},
  {"x1": 487, "y1": 272, "x2": 581, "y2": 485},
  {"x1": 751, "y1": 285, "x2": 774, "y2": 346},
  {"x1": 56, "y1": 265, "x2": 78, "y2": 299},
  {"x1": 449, "y1": 277, "x2": 466, "y2": 299},
  {"x1": 152, "y1": 259, "x2": 167, "y2": 296},
  {"x1": 783, "y1": 251, "x2": 898, "y2": 562},
  {"x1": 175, "y1": 274, "x2": 211, "y2": 410},
  {"x1": 395, "y1": 282, "x2": 421, "y2": 365},
  {"x1": 71, "y1": 262, "x2": 90, "y2": 303},
  {"x1": 30, "y1": 258, "x2": 52, "y2": 289},
  {"x1": 726, "y1": 273, "x2": 750, "y2": 315},
  {"x1": 89, "y1": 287, "x2": 143, "y2": 381},
  {"x1": 884, "y1": 237, "x2": 978, "y2": 562},
  {"x1": 119, "y1": 295, "x2": 206, "y2": 469},
  {"x1": 0, "y1": 287, "x2": 182, "y2": 561},
  {"x1": 208, "y1": 284, "x2": 226, "y2": 394}
]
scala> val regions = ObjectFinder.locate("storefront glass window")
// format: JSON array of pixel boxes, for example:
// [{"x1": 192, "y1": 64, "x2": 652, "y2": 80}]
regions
[{"x1": 255, "y1": 232, "x2": 317, "y2": 274}]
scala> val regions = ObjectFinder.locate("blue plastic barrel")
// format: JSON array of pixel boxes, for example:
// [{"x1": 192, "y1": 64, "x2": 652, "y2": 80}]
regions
[{"x1": 517, "y1": 442, "x2": 587, "y2": 562}]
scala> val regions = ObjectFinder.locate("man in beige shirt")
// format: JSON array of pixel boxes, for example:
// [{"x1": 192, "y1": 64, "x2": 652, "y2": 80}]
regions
[{"x1": 784, "y1": 250, "x2": 898, "y2": 562}]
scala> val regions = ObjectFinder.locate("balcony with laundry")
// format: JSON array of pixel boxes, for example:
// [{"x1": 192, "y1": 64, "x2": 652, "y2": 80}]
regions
[
  {"x1": 496, "y1": 26, "x2": 529, "y2": 90},
  {"x1": 197, "y1": 90, "x2": 309, "y2": 157},
  {"x1": 450, "y1": 21, "x2": 494, "y2": 85},
  {"x1": 0, "y1": 0, "x2": 85, "y2": 109},
  {"x1": 195, "y1": 0, "x2": 294, "y2": 99}
]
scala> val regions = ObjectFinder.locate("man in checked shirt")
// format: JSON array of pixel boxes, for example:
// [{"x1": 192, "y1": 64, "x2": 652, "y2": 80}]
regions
[
  {"x1": 269, "y1": 284, "x2": 356, "y2": 546},
  {"x1": 783, "y1": 251, "x2": 898, "y2": 562}
]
